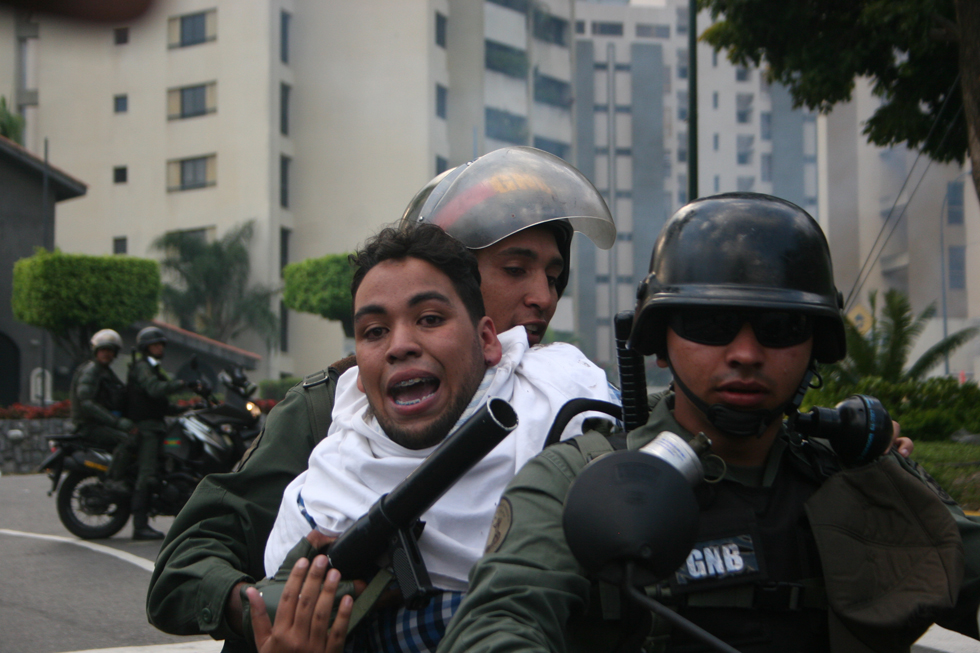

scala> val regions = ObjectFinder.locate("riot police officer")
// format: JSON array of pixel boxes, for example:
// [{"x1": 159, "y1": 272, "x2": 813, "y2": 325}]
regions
[
  {"x1": 127, "y1": 325, "x2": 188, "y2": 540},
  {"x1": 69, "y1": 329, "x2": 137, "y2": 493},
  {"x1": 441, "y1": 193, "x2": 980, "y2": 652}
]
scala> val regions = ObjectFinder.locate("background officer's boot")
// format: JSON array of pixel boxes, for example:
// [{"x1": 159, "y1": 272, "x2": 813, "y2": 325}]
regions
[{"x1": 131, "y1": 489, "x2": 164, "y2": 541}]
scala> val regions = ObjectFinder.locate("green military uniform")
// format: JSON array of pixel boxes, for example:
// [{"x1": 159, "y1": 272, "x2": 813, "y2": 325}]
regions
[
  {"x1": 69, "y1": 358, "x2": 135, "y2": 482},
  {"x1": 440, "y1": 393, "x2": 980, "y2": 653},
  {"x1": 127, "y1": 355, "x2": 186, "y2": 491},
  {"x1": 146, "y1": 362, "x2": 350, "y2": 651}
]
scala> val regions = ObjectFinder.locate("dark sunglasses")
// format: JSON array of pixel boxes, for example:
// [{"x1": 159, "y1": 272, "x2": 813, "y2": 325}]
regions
[{"x1": 668, "y1": 309, "x2": 813, "y2": 348}]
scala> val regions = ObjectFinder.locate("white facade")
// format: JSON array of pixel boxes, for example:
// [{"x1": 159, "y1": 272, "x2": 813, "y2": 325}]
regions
[{"x1": 1, "y1": 0, "x2": 574, "y2": 382}]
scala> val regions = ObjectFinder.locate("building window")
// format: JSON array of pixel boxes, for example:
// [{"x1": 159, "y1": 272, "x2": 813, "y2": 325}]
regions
[
  {"x1": 760, "y1": 112, "x2": 772, "y2": 140},
  {"x1": 534, "y1": 10, "x2": 568, "y2": 46},
  {"x1": 678, "y1": 175, "x2": 687, "y2": 205},
  {"x1": 487, "y1": 0, "x2": 529, "y2": 12},
  {"x1": 712, "y1": 91, "x2": 718, "y2": 109},
  {"x1": 761, "y1": 153, "x2": 772, "y2": 182},
  {"x1": 436, "y1": 84, "x2": 448, "y2": 119},
  {"x1": 737, "y1": 135, "x2": 754, "y2": 165},
  {"x1": 114, "y1": 94, "x2": 128, "y2": 113},
  {"x1": 485, "y1": 107, "x2": 528, "y2": 144},
  {"x1": 167, "y1": 155, "x2": 216, "y2": 191},
  {"x1": 168, "y1": 82, "x2": 216, "y2": 119},
  {"x1": 678, "y1": 133, "x2": 687, "y2": 163},
  {"x1": 592, "y1": 21, "x2": 623, "y2": 36},
  {"x1": 168, "y1": 10, "x2": 217, "y2": 48},
  {"x1": 663, "y1": 68, "x2": 671, "y2": 93},
  {"x1": 664, "y1": 151, "x2": 672, "y2": 178},
  {"x1": 948, "y1": 181, "x2": 965, "y2": 225},
  {"x1": 280, "y1": 155, "x2": 290, "y2": 208},
  {"x1": 736, "y1": 93, "x2": 753, "y2": 124},
  {"x1": 280, "y1": 83, "x2": 290, "y2": 135},
  {"x1": 281, "y1": 11, "x2": 290, "y2": 63},
  {"x1": 737, "y1": 176, "x2": 755, "y2": 192},
  {"x1": 436, "y1": 156, "x2": 449, "y2": 175},
  {"x1": 113, "y1": 166, "x2": 127, "y2": 183},
  {"x1": 535, "y1": 74, "x2": 572, "y2": 107},
  {"x1": 113, "y1": 237, "x2": 128, "y2": 254},
  {"x1": 949, "y1": 245, "x2": 966, "y2": 290},
  {"x1": 485, "y1": 40, "x2": 528, "y2": 79},
  {"x1": 712, "y1": 50, "x2": 718, "y2": 67},
  {"x1": 533, "y1": 136, "x2": 570, "y2": 161},
  {"x1": 677, "y1": 49, "x2": 688, "y2": 79},
  {"x1": 714, "y1": 175, "x2": 720, "y2": 192},
  {"x1": 114, "y1": 27, "x2": 129, "y2": 45},
  {"x1": 676, "y1": 6, "x2": 688, "y2": 35},
  {"x1": 736, "y1": 66, "x2": 750, "y2": 82},
  {"x1": 636, "y1": 23, "x2": 669, "y2": 38},
  {"x1": 713, "y1": 133, "x2": 719, "y2": 151},
  {"x1": 280, "y1": 227, "x2": 290, "y2": 274},
  {"x1": 677, "y1": 91, "x2": 688, "y2": 121},
  {"x1": 280, "y1": 301, "x2": 289, "y2": 352},
  {"x1": 436, "y1": 12, "x2": 447, "y2": 48}
]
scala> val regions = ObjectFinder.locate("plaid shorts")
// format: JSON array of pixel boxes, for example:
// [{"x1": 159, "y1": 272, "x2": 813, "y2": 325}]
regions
[{"x1": 349, "y1": 590, "x2": 465, "y2": 653}]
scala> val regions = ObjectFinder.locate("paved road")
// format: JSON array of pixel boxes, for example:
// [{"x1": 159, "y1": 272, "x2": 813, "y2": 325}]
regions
[
  {"x1": 2, "y1": 472, "x2": 977, "y2": 653},
  {"x1": 0, "y1": 472, "x2": 213, "y2": 653}
]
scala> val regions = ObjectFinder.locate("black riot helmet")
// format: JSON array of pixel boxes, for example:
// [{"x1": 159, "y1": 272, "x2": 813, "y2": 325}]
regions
[
  {"x1": 629, "y1": 193, "x2": 846, "y2": 364},
  {"x1": 136, "y1": 326, "x2": 168, "y2": 352},
  {"x1": 400, "y1": 146, "x2": 617, "y2": 297}
]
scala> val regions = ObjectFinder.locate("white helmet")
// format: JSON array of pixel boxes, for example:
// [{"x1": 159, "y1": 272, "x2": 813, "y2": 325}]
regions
[{"x1": 90, "y1": 329, "x2": 123, "y2": 354}]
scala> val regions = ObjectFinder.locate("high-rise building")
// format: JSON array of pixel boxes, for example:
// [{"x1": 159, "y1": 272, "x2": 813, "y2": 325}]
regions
[
  {"x1": 0, "y1": 0, "x2": 575, "y2": 383},
  {"x1": 571, "y1": 0, "x2": 817, "y2": 372},
  {"x1": 818, "y1": 78, "x2": 980, "y2": 379}
]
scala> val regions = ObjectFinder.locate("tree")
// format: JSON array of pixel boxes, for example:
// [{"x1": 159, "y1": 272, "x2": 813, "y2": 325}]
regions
[
  {"x1": 12, "y1": 249, "x2": 160, "y2": 365},
  {"x1": 282, "y1": 253, "x2": 354, "y2": 337},
  {"x1": 699, "y1": 0, "x2": 980, "y2": 202},
  {"x1": 829, "y1": 289, "x2": 978, "y2": 384},
  {"x1": 0, "y1": 96, "x2": 25, "y2": 144},
  {"x1": 153, "y1": 221, "x2": 279, "y2": 346}
]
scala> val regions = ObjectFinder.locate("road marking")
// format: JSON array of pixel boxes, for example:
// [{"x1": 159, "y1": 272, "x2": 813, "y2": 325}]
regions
[
  {"x1": 60, "y1": 643, "x2": 221, "y2": 653},
  {"x1": 0, "y1": 528, "x2": 155, "y2": 572}
]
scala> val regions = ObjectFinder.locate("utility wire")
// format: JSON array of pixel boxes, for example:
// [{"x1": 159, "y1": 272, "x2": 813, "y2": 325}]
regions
[
  {"x1": 844, "y1": 73, "x2": 962, "y2": 311},
  {"x1": 846, "y1": 105, "x2": 964, "y2": 312}
]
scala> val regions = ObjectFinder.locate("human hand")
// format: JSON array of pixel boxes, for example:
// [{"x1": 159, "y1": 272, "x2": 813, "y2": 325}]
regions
[
  {"x1": 885, "y1": 420, "x2": 914, "y2": 458},
  {"x1": 247, "y1": 555, "x2": 353, "y2": 653}
]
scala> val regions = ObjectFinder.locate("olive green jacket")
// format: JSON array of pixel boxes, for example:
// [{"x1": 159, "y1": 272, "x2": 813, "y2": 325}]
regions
[
  {"x1": 146, "y1": 363, "x2": 348, "y2": 651},
  {"x1": 69, "y1": 359, "x2": 128, "y2": 431},
  {"x1": 439, "y1": 395, "x2": 980, "y2": 653}
]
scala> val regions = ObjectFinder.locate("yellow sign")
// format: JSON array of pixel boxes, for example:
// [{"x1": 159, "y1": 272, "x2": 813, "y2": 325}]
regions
[{"x1": 847, "y1": 304, "x2": 873, "y2": 335}]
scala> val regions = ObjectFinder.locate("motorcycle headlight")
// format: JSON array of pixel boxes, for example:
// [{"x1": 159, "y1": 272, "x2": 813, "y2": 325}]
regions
[{"x1": 246, "y1": 401, "x2": 262, "y2": 419}]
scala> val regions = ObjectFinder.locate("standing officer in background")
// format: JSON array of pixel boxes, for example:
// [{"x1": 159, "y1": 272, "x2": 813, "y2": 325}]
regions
[
  {"x1": 69, "y1": 328, "x2": 137, "y2": 493},
  {"x1": 146, "y1": 146, "x2": 618, "y2": 649},
  {"x1": 127, "y1": 325, "x2": 188, "y2": 540},
  {"x1": 440, "y1": 193, "x2": 980, "y2": 653}
]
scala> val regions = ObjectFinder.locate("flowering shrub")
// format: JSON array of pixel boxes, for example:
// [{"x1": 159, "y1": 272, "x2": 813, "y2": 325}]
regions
[{"x1": 0, "y1": 400, "x2": 71, "y2": 420}]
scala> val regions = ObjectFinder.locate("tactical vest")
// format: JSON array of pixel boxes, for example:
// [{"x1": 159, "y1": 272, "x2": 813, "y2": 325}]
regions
[
  {"x1": 127, "y1": 360, "x2": 172, "y2": 421},
  {"x1": 70, "y1": 361, "x2": 127, "y2": 425}
]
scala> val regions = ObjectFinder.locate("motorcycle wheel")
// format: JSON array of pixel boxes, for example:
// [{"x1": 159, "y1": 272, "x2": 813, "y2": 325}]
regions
[{"x1": 56, "y1": 470, "x2": 131, "y2": 539}]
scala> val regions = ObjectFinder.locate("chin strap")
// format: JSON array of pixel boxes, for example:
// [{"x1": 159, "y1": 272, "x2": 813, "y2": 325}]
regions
[{"x1": 669, "y1": 363, "x2": 816, "y2": 439}]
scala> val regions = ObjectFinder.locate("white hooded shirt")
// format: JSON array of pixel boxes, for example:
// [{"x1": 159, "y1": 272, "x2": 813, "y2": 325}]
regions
[{"x1": 264, "y1": 327, "x2": 619, "y2": 590}]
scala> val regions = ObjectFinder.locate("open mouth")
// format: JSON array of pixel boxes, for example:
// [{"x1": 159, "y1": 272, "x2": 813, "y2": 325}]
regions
[
  {"x1": 389, "y1": 376, "x2": 440, "y2": 406},
  {"x1": 523, "y1": 323, "x2": 546, "y2": 343}
]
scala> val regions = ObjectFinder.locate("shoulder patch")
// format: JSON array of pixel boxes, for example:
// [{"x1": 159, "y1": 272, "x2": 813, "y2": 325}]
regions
[{"x1": 484, "y1": 498, "x2": 513, "y2": 554}]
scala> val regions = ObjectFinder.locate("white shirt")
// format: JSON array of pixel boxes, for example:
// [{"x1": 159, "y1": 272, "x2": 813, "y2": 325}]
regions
[{"x1": 265, "y1": 327, "x2": 619, "y2": 589}]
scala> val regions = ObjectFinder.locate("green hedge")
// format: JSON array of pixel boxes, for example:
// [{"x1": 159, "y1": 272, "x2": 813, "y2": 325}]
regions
[
  {"x1": 282, "y1": 254, "x2": 354, "y2": 337},
  {"x1": 259, "y1": 376, "x2": 302, "y2": 401},
  {"x1": 804, "y1": 374, "x2": 980, "y2": 442},
  {"x1": 911, "y1": 441, "x2": 980, "y2": 510}
]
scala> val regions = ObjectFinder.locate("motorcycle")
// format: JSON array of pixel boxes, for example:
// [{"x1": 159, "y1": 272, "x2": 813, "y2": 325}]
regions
[{"x1": 39, "y1": 366, "x2": 264, "y2": 540}]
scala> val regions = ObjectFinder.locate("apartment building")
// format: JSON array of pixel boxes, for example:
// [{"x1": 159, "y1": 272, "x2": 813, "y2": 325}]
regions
[
  {"x1": 0, "y1": 0, "x2": 575, "y2": 382},
  {"x1": 819, "y1": 79, "x2": 980, "y2": 379},
  {"x1": 571, "y1": 0, "x2": 816, "y2": 369}
]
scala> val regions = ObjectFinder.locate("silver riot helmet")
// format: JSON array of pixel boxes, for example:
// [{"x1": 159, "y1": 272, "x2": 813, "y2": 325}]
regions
[
  {"x1": 400, "y1": 146, "x2": 617, "y2": 297},
  {"x1": 90, "y1": 329, "x2": 123, "y2": 354}
]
